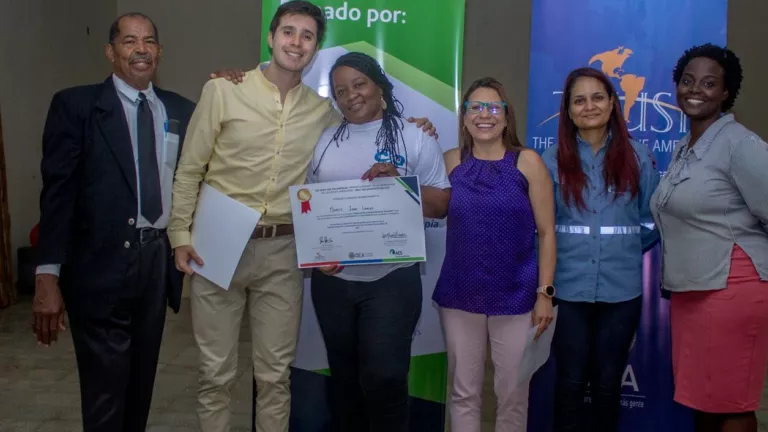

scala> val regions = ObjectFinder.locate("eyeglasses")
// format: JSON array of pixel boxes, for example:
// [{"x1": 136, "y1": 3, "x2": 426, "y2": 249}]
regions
[{"x1": 464, "y1": 101, "x2": 507, "y2": 115}]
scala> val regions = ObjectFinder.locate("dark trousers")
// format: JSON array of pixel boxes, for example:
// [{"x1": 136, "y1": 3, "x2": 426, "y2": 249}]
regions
[
  {"x1": 68, "y1": 235, "x2": 169, "y2": 432},
  {"x1": 553, "y1": 296, "x2": 642, "y2": 432},
  {"x1": 311, "y1": 264, "x2": 422, "y2": 432}
]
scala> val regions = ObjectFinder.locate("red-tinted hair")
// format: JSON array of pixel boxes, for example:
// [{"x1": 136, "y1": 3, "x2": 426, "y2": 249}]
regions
[{"x1": 556, "y1": 67, "x2": 639, "y2": 210}]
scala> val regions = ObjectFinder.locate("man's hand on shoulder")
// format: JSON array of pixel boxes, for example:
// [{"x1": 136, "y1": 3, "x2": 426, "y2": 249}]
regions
[
  {"x1": 210, "y1": 68, "x2": 246, "y2": 85},
  {"x1": 32, "y1": 274, "x2": 66, "y2": 346},
  {"x1": 407, "y1": 117, "x2": 438, "y2": 139},
  {"x1": 174, "y1": 245, "x2": 204, "y2": 276}
]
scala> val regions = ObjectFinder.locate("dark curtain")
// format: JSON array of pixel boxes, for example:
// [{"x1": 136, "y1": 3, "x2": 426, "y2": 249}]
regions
[{"x1": 0, "y1": 107, "x2": 16, "y2": 308}]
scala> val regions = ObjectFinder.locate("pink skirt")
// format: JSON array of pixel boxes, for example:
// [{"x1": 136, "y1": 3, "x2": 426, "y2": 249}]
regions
[{"x1": 670, "y1": 245, "x2": 768, "y2": 413}]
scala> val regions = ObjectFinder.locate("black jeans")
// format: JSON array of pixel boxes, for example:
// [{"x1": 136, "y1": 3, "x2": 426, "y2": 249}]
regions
[
  {"x1": 553, "y1": 296, "x2": 642, "y2": 432},
  {"x1": 311, "y1": 264, "x2": 422, "y2": 432}
]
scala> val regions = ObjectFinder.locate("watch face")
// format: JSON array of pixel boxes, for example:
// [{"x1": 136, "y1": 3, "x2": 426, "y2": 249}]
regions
[{"x1": 545, "y1": 285, "x2": 555, "y2": 296}]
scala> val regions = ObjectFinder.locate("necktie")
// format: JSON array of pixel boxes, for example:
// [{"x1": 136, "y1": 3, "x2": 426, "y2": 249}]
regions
[{"x1": 137, "y1": 92, "x2": 162, "y2": 224}]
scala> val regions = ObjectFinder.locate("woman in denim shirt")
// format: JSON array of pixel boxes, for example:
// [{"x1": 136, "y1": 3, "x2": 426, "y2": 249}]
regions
[{"x1": 541, "y1": 67, "x2": 660, "y2": 432}]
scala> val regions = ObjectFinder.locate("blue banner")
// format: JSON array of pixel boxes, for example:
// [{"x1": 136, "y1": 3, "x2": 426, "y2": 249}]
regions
[{"x1": 525, "y1": 1, "x2": 727, "y2": 431}]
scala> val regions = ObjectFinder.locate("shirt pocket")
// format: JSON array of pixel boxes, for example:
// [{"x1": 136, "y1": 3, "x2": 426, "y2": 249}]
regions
[
  {"x1": 593, "y1": 186, "x2": 631, "y2": 213},
  {"x1": 164, "y1": 133, "x2": 180, "y2": 170}
]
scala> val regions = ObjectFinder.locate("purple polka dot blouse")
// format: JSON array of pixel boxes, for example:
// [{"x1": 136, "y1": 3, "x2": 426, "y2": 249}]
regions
[{"x1": 432, "y1": 150, "x2": 538, "y2": 316}]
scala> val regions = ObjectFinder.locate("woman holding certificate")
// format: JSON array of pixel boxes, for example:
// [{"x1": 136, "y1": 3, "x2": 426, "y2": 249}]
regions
[
  {"x1": 305, "y1": 52, "x2": 451, "y2": 432},
  {"x1": 432, "y1": 77, "x2": 557, "y2": 431}
]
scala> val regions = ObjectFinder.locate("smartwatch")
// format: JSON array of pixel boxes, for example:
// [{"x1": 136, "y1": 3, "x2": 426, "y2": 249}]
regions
[{"x1": 537, "y1": 285, "x2": 556, "y2": 298}]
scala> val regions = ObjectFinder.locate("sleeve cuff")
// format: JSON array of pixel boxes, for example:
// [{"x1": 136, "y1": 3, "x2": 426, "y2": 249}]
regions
[
  {"x1": 167, "y1": 231, "x2": 192, "y2": 249},
  {"x1": 36, "y1": 264, "x2": 61, "y2": 277}
]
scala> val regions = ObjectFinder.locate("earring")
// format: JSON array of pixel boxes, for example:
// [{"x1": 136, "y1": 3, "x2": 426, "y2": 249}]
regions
[{"x1": 381, "y1": 97, "x2": 387, "y2": 110}]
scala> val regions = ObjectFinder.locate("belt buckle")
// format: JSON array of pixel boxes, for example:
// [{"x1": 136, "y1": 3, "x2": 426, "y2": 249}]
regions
[
  {"x1": 139, "y1": 227, "x2": 153, "y2": 245},
  {"x1": 255, "y1": 225, "x2": 278, "y2": 238}
]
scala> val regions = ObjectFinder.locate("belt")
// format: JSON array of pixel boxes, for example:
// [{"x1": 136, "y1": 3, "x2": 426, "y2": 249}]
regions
[
  {"x1": 251, "y1": 224, "x2": 294, "y2": 239},
  {"x1": 136, "y1": 227, "x2": 166, "y2": 245}
]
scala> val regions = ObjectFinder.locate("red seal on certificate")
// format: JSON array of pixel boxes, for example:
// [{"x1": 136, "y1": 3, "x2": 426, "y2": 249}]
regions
[{"x1": 297, "y1": 188, "x2": 312, "y2": 213}]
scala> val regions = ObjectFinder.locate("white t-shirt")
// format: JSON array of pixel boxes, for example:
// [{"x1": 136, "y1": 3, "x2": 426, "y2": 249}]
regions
[{"x1": 306, "y1": 118, "x2": 451, "y2": 282}]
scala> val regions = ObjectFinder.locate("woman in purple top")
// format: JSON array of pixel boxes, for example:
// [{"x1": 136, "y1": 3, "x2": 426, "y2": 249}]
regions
[{"x1": 433, "y1": 77, "x2": 557, "y2": 431}]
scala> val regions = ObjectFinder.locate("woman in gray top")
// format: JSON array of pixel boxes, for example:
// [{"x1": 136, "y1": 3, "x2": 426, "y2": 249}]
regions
[{"x1": 651, "y1": 44, "x2": 768, "y2": 432}]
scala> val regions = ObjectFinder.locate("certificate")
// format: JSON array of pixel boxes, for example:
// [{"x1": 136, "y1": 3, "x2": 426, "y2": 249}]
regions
[{"x1": 289, "y1": 175, "x2": 427, "y2": 268}]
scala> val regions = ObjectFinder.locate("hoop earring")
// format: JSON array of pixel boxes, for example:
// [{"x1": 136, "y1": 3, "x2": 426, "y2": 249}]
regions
[{"x1": 381, "y1": 97, "x2": 387, "y2": 111}]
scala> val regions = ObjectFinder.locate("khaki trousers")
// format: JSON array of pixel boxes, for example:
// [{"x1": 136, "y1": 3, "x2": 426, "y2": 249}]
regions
[{"x1": 191, "y1": 236, "x2": 303, "y2": 432}]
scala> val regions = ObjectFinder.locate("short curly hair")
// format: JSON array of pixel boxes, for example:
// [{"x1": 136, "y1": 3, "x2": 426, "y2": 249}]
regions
[{"x1": 672, "y1": 43, "x2": 743, "y2": 112}]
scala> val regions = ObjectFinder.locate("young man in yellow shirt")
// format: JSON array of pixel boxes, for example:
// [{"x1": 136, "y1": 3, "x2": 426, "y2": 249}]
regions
[{"x1": 168, "y1": 2, "x2": 437, "y2": 431}]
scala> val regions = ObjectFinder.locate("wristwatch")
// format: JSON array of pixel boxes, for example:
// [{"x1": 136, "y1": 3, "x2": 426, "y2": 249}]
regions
[{"x1": 537, "y1": 285, "x2": 556, "y2": 298}]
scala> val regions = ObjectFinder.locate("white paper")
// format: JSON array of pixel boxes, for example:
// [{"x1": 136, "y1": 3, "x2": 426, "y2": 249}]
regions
[
  {"x1": 288, "y1": 176, "x2": 426, "y2": 268},
  {"x1": 516, "y1": 305, "x2": 559, "y2": 387},
  {"x1": 189, "y1": 183, "x2": 262, "y2": 290}
]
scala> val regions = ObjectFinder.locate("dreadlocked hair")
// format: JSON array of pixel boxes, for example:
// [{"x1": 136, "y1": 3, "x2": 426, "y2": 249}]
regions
[{"x1": 313, "y1": 52, "x2": 407, "y2": 174}]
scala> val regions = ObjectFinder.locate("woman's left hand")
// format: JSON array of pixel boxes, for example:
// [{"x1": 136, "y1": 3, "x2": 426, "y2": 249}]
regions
[
  {"x1": 532, "y1": 295, "x2": 554, "y2": 341},
  {"x1": 362, "y1": 163, "x2": 399, "y2": 180}
]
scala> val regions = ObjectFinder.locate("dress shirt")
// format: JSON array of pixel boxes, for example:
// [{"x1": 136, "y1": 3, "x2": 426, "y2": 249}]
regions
[
  {"x1": 36, "y1": 74, "x2": 173, "y2": 276},
  {"x1": 651, "y1": 114, "x2": 768, "y2": 292},
  {"x1": 168, "y1": 64, "x2": 340, "y2": 249},
  {"x1": 541, "y1": 135, "x2": 660, "y2": 303}
]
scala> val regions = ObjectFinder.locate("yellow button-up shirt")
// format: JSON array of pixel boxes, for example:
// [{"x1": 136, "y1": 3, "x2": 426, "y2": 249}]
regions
[{"x1": 168, "y1": 65, "x2": 341, "y2": 248}]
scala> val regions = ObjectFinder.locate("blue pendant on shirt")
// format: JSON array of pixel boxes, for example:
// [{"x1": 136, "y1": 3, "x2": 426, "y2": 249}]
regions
[{"x1": 374, "y1": 149, "x2": 406, "y2": 167}]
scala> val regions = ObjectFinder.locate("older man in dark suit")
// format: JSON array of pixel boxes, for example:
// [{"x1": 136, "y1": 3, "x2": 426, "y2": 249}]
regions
[{"x1": 32, "y1": 12, "x2": 195, "y2": 432}]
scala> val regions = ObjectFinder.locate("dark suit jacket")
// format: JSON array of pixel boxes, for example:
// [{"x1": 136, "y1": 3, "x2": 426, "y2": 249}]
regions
[{"x1": 37, "y1": 76, "x2": 195, "y2": 316}]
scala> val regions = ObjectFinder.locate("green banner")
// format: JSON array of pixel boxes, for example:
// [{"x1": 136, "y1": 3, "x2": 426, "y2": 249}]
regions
[
  {"x1": 261, "y1": 1, "x2": 463, "y2": 108},
  {"x1": 257, "y1": 0, "x2": 465, "y2": 429},
  {"x1": 261, "y1": 0, "x2": 464, "y2": 150}
]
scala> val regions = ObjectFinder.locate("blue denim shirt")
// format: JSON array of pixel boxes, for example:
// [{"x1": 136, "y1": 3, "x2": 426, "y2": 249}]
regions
[{"x1": 541, "y1": 136, "x2": 660, "y2": 303}]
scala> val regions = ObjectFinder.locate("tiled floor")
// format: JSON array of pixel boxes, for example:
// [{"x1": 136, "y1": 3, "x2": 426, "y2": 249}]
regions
[
  {"x1": 1, "y1": 294, "x2": 767, "y2": 432},
  {"x1": 0, "y1": 295, "x2": 254, "y2": 432}
]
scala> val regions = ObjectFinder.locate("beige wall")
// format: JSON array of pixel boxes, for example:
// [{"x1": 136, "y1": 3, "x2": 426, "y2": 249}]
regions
[
  {"x1": 462, "y1": 0, "x2": 532, "y2": 139},
  {"x1": 116, "y1": 0, "x2": 263, "y2": 102},
  {"x1": 727, "y1": 0, "x2": 768, "y2": 136},
  {"x1": 0, "y1": 0, "x2": 114, "y2": 271},
  {"x1": 1, "y1": 0, "x2": 767, "y2": 277}
]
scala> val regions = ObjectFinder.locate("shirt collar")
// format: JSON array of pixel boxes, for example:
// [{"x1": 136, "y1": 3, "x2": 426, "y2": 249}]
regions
[
  {"x1": 687, "y1": 113, "x2": 735, "y2": 160},
  {"x1": 576, "y1": 130, "x2": 612, "y2": 152},
  {"x1": 347, "y1": 118, "x2": 383, "y2": 131},
  {"x1": 112, "y1": 73, "x2": 157, "y2": 105},
  {"x1": 254, "y1": 62, "x2": 305, "y2": 98}
]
